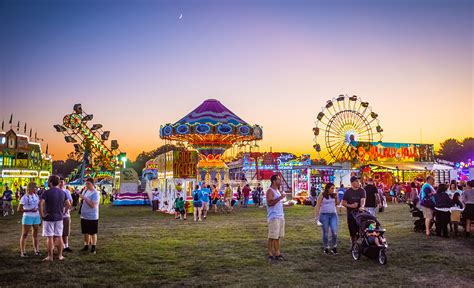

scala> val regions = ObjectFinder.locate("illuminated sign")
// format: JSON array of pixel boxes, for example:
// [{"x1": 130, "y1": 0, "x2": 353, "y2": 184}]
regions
[
  {"x1": 39, "y1": 171, "x2": 51, "y2": 179},
  {"x1": 148, "y1": 150, "x2": 198, "y2": 179},
  {"x1": 243, "y1": 153, "x2": 311, "y2": 171},
  {"x1": 1, "y1": 170, "x2": 39, "y2": 178},
  {"x1": 353, "y1": 142, "x2": 434, "y2": 163}
]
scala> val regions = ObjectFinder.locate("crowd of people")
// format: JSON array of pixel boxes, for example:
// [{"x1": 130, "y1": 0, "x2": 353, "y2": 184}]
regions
[
  {"x1": 417, "y1": 176, "x2": 473, "y2": 238},
  {"x1": 4, "y1": 172, "x2": 473, "y2": 263},
  {"x1": 149, "y1": 181, "x2": 271, "y2": 222},
  {"x1": 270, "y1": 174, "x2": 474, "y2": 262},
  {"x1": 5, "y1": 175, "x2": 101, "y2": 261}
]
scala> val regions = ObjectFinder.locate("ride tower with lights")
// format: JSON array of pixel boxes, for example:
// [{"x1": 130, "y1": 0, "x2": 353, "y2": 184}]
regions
[{"x1": 54, "y1": 104, "x2": 126, "y2": 185}]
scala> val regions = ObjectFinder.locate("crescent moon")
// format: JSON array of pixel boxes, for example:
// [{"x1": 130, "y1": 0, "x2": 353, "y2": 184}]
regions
[{"x1": 179, "y1": 14, "x2": 183, "y2": 19}]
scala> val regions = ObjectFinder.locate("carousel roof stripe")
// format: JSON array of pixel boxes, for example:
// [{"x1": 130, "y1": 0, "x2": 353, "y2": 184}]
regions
[{"x1": 175, "y1": 99, "x2": 250, "y2": 126}]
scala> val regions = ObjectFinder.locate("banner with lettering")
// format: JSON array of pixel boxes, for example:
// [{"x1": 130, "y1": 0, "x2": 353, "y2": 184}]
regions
[{"x1": 353, "y1": 142, "x2": 434, "y2": 163}]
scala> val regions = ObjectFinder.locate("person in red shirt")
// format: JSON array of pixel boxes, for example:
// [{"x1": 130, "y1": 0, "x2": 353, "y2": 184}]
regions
[{"x1": 242, "y1": 184, "x2": 251, "y2": 208}]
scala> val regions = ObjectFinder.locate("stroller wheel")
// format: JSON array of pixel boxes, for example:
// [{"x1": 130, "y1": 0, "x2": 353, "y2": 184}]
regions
[
  {"x1": 351, "y1": 243, "x2": 361, "y2": 260},
  {"x1": 378, "y1": 249, "x2": 387, "y2": 265}
]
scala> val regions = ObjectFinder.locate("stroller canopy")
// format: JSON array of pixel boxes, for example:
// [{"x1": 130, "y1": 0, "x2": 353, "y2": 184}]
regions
[{"x1": 352, "y1": 210, "x2": 381, "y2": 229}]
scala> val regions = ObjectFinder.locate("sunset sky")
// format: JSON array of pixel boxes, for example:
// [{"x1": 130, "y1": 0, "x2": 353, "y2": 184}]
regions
[{"x1": 0, "y1": 0, "x2": 472, "y2": 161}]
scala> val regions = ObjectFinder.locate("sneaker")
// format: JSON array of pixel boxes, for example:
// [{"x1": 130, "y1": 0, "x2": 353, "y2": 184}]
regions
[
  {"x1": 80, "y1": 245, "x2": 89, "y2": 252},
  {"x1": 331, "y1": 247, "x2": 338, "y2": 255},
  {"x1": 323, "y1": 248, "x2": 330, "y2": 254},
  {"x1": 266, "y1": 255, "x2": 275, "y2": 262},
  {"x1": 90, "y1": 246, "x2": 96, "y2": 254},
  {"x1": 274, "y1": 255, "x2": 286, "y2": 261},
  {"x1": 63, "y1": 247, "x2": 73, "y2": 253},
  {"x1": 34, "y1": 251, "x2": 41, "y2": 256},
  {"x1": 20, "y1": 252, "x2": 28, "y2": 258}
]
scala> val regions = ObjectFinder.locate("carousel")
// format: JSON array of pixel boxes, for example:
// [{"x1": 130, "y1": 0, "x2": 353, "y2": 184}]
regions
[{"x1": 160, "y1": 99, "x2": 263, "y2": 189}]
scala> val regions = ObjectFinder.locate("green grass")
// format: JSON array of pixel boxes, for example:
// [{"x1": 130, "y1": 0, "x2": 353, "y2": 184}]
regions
[{"x1": 0, "y1": 203, "x2": 473, "y2": 287}]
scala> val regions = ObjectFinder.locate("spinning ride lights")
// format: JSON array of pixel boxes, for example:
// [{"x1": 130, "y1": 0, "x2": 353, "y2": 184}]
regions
[
  {"x1": 53, "y1": 104, "x2": 123, "y2": 171},
  {"x1": 160, "y1": 99, "x2": 263, "y2": 179}
]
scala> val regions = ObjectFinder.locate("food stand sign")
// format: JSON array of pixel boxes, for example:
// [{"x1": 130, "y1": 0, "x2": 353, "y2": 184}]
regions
[
  {"x1": 172, "y1": 151, "x2": 198, "y2": 178},
  {"x1": 353, "y1": 142, "x2": 434, "y2": 163}
]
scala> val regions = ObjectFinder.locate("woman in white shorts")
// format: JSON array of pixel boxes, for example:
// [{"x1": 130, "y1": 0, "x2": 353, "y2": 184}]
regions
[{"x1": 18, "y1": 182, "x2": 41, "y2": 257}]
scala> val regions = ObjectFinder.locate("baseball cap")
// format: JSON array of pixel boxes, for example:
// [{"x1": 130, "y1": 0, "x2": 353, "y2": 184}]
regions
[{"x1": 350, "y1": 176, "x2": 360, "y2": 183}]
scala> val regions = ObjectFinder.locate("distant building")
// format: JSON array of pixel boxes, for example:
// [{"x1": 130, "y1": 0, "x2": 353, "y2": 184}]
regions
[{"x1": 0, "y1": 129, "x2": 52, "y2": 191}]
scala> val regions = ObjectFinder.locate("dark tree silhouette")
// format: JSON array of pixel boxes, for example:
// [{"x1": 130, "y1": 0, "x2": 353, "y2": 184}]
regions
[{"x1": 437, "y1": 137, "x2": 473, "y2": 162}]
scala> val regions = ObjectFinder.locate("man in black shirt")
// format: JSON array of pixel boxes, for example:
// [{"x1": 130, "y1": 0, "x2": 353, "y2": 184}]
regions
[
  {"x1": 364, "y1": 178, "x2": 380, "y2": 216},
  {"x1": 342, "y1": 176, "x2": 366, "y2": 247}
]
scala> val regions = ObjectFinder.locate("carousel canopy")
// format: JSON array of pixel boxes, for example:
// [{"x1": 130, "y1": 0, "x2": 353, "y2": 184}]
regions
[
  {"x1": 176, "y1": 99, "x2": 248, "y2": 126},
  {"x1": 160, "y1": 99, "x2": 262, "y2": 153}
]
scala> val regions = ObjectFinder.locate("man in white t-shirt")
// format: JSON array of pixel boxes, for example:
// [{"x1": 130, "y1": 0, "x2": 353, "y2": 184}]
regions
[
  {"x1": 59, "y1": 178, "x2": 73, "y2": 253},
  {"x1": 266, "y1": 174, "x2": 294, "y2": 262}
]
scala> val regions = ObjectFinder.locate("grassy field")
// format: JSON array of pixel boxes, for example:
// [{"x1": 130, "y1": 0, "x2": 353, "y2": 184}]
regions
[{"x1": 0, "y1": 203, "x2": 473, "y2": 287}]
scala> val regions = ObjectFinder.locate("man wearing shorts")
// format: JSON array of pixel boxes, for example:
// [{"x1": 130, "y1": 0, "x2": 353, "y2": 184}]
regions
[
  {"x1": 59, "y1": 178, "x2": 73, "y2": 253},
  {"x1": 201, "y1": 185, "x2": 211, "y2": 220},
  {"x1": 342, "y1": 176, "x2": 366, "y2": 248},
  {"x1": 40, "y1": 175, "x2": 71, "y2": 261},
  {"x1": 420, "y1": 176, "x2": 436, "y2": 236},
  {"x1": 192, "y1": 185, "x2": 203, "y2": 222},
  {"x1": 266, "y1": 174, "x2": 293, "y2": 262},
  {"x1": 224, "y1": 184, "x2": 233, "y2": 212},
  {"x1": 2, "y1": 184, "x2": 14, "y2": 216}
]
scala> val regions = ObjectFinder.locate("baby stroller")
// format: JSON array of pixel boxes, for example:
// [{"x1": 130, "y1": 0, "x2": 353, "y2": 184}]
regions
[
  {"x1": 351, "y1": 210, "x2": 388, "y2": 265},
  {"x1": 408, "y1": 203, "x2": 425, "y2": 233}
]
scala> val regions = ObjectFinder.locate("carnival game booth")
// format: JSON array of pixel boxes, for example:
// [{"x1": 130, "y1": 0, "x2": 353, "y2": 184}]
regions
[
  {"x1": 112, "y1": 168, "x2": 150, "y2": 206},
  {"x1": 144, "y1": 149, "x2": 198, "y2": 214},
  {"x1": 292, "y1": 164, "x2": 356, "y2": 205},
  {"x1": 231, "y1": 152, "x2": 308, "y2": 192},
  {"x1": 352, "y1": 142, "x2": 454, "y2": 187},
  {"x1": 0, "y1": 129, "x2": 52, "y2": 191}
]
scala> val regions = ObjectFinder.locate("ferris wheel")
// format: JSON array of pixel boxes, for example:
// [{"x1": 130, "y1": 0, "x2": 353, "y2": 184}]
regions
[{"x1": 313, "y1": 94, "x2": 383, "y2": 163}]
